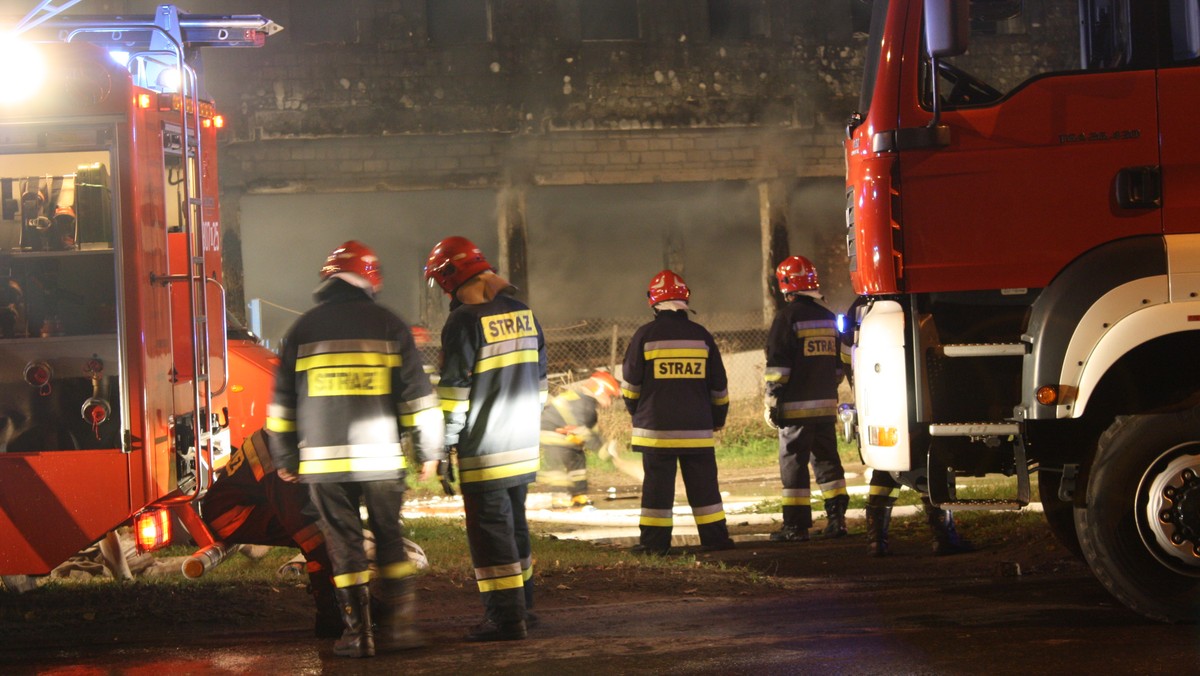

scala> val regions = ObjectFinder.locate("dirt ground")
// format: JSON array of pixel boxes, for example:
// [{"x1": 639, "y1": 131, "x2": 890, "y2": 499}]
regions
[{"x1": 0, "y1": 501, "x2": 1086, "y2": 654}]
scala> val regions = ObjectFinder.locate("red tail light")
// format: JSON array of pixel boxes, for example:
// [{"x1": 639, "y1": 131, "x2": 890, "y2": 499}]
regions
[{"x1": 134, "y1": 508, "x2": 172, "y2": 553}]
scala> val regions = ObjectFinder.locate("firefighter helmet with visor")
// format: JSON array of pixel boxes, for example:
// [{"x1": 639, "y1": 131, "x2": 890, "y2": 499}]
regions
[
  {"x1": 424, "y1": 236, "x2": 493, "y2": 295},
  {"x1": 646, "y1": 269, "x2": 690, "y2": 306},
  {"x1": 320, "y1": 240, "x2": 382, "y2": 293},
  {"x1": 586, "y1": 371, "x2": 620, "y2": 400},
  {"x1": 776, "y1": 255, "x2": 820, "y2": 294}
]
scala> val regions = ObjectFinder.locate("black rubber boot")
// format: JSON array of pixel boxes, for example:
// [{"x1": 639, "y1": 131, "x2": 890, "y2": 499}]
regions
[
  {"x1": 924, "y1": 498, "x2": 974, "y2": 556},
  {"x1": 865, "y1": 503, "x2": 892, "y2": 557},
  {"x1": 769, "y1": 525, "x2": 810, "y2": 542},
  {"x1": 333, "y1": 584, "x2": 375, "y2": 658},
  {"x1": 820, "y1": 494, "x2": 850, "y2": 537},
  {"x1": 772, "y1": 505, "x2": 811, "y2": 542},
  {"x1": 465, "y1": 616, "x2": 528, "y2": 642},
  {"x1": 308, "y1": 573, "x2": 343, "y2": 639},
  {"x1": 376, "y1": 578, "x2": 424, "y2": 653}
]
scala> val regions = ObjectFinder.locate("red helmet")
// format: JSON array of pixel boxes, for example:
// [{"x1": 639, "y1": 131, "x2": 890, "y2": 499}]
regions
[
  {"x1": 776, "y1": 255, "x2": 819, "y2": 294},
  {"x1": 424, "y1": 236, "x2": 493, "y2": 295},
  {"x1": 321, "y1": 240, "x2": 382, "y2": 293},
  {"x1": 586, "y1": 371, "x2": 620, "y2": 399},
  {"x1": 647, "y1": 270, "x2": 689, "y2": 306}
]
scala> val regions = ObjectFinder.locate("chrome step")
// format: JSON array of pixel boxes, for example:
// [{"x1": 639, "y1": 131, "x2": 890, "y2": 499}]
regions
[
  {"x1": 940, "y1": 342, "x2": 1025, "y2": 357},
  {"x1": 928, "y1": 429, "x2": 1032, "y2": 510},
  {"x1": 929, "y1": 422, "x2": 1020, "y2": 437}
]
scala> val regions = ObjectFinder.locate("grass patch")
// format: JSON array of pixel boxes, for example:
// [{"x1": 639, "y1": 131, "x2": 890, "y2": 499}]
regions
[{"x1": 588, "y1": 398, "x2": 860, "y2": 475}]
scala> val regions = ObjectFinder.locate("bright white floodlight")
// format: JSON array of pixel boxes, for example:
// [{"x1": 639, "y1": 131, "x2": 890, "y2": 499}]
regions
[{"x1": 0, "y1": 34, "x2": 46, "y2": 104}]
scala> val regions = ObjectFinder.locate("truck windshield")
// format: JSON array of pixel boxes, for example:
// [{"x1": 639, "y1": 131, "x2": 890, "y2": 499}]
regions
[{"x1": 921, "y1": 0, "x2": 1128, "y2": 110}]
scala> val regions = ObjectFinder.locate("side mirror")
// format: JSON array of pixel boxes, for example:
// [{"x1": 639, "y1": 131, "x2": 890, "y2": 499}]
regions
[{"x1": 925, "y1": 0, "x2": 969, "y2": 59}]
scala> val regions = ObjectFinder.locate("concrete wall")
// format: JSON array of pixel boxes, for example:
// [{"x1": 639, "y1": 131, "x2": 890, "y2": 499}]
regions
[{"x1": 77, "y1": 1, "x2": 870, "y2": 329}]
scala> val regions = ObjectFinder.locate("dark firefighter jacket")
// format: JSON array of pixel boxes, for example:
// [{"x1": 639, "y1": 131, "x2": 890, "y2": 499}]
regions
[
  {"x1": 621, "y1": 310, "x2": 729, "y2": 454},
  {"x1": 438, "y1": 290, "x2": 548, "y2": 493},
  {"x1": 540, "y1": 387, "x2": 603, "y2": 451},
  {"x1": 763, "y1": 294, "x2": 849, "y2": 424},
  {"x1": 266, "y1": 280, "x2": 444, "y2": 483}
]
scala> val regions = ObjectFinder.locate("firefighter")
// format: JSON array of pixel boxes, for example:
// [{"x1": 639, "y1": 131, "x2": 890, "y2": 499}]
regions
[
  {"x1": 266, "y1": 240, "x2": 444, "y2": 658},
  {"x1": 763, "y1": 256, "x2": 850, "y2": 542},
  {"x1": 201, "y1": 429, "x2": 341, "y2": 638},
  {"x1": 839, "y1": 296, "x2": 974, "y2": 557},
  {"x1": 622, "y1": 270, "x2": 735, "y2": 555},
  {"x1": 539, "y1": 371, "x2": 620, "y2": 509},
  {"x1": 424, "y1": 236, "x2": 547, "y2": 642},
  {"x1": 866, "y1": 472, "x2": 974, "y2": 557}
]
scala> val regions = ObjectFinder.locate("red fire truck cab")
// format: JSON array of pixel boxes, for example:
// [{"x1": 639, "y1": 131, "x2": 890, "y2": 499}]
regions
[
  {"x1": 846, "y1": 0, "x2": 1200, "y2": 622},
  {"x1": 0, "y1": 5, "x2": 279, "y2": 577}
]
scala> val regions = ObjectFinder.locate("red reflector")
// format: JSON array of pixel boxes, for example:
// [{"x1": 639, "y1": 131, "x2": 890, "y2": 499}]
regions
[
  {"x1": 135, "y1": 509, "x2": 172, "y2": 553},
  {"x1": 1189, "y1": 315, "x2": 1200, "y2": 322}
]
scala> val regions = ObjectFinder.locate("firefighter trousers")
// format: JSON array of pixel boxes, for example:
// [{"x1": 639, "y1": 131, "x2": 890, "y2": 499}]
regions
[
  {"x1": 539, "y1": 443, "x2": 588, "y2": 496},
  {"x1": 309, "y1": 479, "x2": 415, "y2": 588},
  {"x1": 867, "y1": 467, "x2": 901, "y2": 509},
  {"x1": 462, "y1": 483, "x2": 533, "y2": 624},
  {"x1": 778, "y1": 422, "x2": 846, "y2": 529},
  {"x1": 639, "y1": 451, "x2": 730, "y2": 551}
]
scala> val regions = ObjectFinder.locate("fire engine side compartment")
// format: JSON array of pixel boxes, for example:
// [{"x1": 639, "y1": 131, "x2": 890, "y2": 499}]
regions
[{"x1": 0, "y1": 450, "x2": 131, "y2": 574}]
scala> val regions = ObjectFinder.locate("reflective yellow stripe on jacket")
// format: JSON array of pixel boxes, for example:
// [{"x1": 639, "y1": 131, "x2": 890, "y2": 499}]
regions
[{"x1": 457, "y1": 446, "x2": 540, "y2": 485}]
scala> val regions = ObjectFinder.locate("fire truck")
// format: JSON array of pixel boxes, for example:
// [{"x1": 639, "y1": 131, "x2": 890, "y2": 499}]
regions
[
  {"x1": 846, "y1": 0, "x2": 1200, "y2": 622},
  {"x1": 0, "y1": 3, "x2": 280, "y2": 580}
]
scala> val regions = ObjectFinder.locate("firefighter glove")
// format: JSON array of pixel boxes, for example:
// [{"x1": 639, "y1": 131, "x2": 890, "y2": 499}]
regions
[
  {"x1": 764, "y1": 406, "x2": 782, "y2": 430},
  {"x1": 438, "y1": 448, "x2": 457, "y2": 496}
]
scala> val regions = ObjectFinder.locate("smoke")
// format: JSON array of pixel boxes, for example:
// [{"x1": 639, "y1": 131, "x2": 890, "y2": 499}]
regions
[{"x1": 240, "y1": 177, "x2": 849, "y2": 344}]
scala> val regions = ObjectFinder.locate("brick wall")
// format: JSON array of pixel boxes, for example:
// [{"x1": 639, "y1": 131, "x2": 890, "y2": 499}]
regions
[{"x1": 169, "y1": 0, "x2": 868, "y2": 312}]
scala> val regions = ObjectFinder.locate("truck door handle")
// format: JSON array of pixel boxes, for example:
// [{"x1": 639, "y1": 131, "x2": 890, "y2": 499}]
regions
[{"x1": 1114, "y1": 166, "x2": 1161, "y2": 209}]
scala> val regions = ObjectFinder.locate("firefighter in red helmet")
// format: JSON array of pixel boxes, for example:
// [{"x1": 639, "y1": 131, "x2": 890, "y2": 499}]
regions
[
  {"x1": 267, "y1": 240, "x2": 444, "y2": 658},
  {"x1": 539, "y1": 371, "x2": 620, "y2": 509},
  {"x1": 763, "y1": 255, "x2": 850, "y2": 542},
  {"x1": 424, "y1": 235, "x2": 547, "y2": 642},
  {"x1": 622, "y1": 270, "x2": 735, "y2": 554}
]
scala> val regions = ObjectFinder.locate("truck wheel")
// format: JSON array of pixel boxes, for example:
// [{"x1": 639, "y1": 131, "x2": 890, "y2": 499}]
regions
[
  {"x1": 1037, "y1": 471, "x2": 1082, "y2": 557},
  {"x1": 1075, "y1": 410, "x2": 1200, "y2": 623}
]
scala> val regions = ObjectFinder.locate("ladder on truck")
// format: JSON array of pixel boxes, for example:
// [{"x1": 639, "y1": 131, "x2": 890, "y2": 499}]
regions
[
  {"x1": 924, "y1": 341, "x2": 1032, "y2": 511},
  {"x1": 17, "y1": 3, "x2": 281, "y2": 501}
]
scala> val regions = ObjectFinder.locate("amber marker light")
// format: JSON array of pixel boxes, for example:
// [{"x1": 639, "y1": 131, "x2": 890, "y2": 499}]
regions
[
  {"x1": 213, "y1": 114, "x2": 225, "y2": 128},
  {"x1": 137, "y1": 93, "x2": 153, "y2": 109},
  {"x1": 1036, "y1": 385, "x2": 1058, "y2": 406}
]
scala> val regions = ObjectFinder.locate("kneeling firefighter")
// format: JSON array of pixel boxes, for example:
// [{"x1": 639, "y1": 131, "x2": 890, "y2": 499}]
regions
[
  {"x1": 202, "y1": 428, "x2": 342, "y2": 638},
  {"x1": 539, "y1": 371, "x2": 620, "y2": 509}
]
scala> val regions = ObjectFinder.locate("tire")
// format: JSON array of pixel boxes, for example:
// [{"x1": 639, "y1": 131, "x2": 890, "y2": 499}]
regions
[
  {"x1": 1075, "y1": 410, "x2": 1200, "y2": 623},
  {"x1": 1037, "y1": 470, "x2": 1082, "y2": 558}
]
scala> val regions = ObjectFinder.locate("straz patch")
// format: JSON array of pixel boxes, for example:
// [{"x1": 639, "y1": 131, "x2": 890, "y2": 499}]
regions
[
  {"x1": 307, "y1": 367, "x2": 390, "y2": 396},
  {"x1": 482, "y1": 309, "x2": 537, "y2": 344},
  {"x1": 803, "y1": 336, "x2": 837, "y2": 357},
  {"x1": 654, "y1": 358, "x2": 706, "y2": 379}
]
